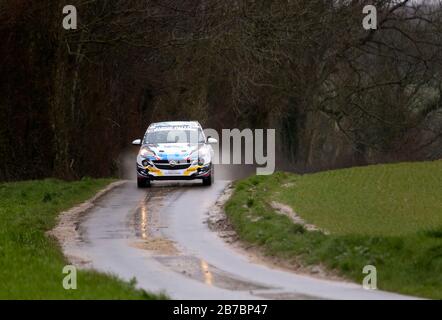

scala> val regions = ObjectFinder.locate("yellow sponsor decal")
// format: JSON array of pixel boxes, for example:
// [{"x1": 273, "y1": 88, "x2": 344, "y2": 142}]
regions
[
  {"x1": 145, "y1": 165, "x2": 203, "y2": 177},
  {"x1": 145, "y1": 166, "x2": 164, "y2": 176},
  {"x1": 183, "y1": 166, "x2": 202, "y2": 176}
]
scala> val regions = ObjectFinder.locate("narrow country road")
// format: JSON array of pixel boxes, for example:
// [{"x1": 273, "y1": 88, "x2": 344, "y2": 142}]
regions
[{"x1": 72, "y1": 176, "x2": 415, "y2": 300}]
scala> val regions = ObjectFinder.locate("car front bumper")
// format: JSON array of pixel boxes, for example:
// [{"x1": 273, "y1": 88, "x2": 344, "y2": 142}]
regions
[{"x1": 137, "y1": 163, "x2": 212, "y2": 180}]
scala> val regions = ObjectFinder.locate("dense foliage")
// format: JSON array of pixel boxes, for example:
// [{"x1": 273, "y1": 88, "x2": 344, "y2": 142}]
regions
[{"x1": 1, "y1": 1, "x2": 442, "y2": 180}]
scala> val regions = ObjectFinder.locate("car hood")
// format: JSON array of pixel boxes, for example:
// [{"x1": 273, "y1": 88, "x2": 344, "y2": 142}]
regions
[{"x1": 144, "y1": 143, "x2": 201, "y2": 161}]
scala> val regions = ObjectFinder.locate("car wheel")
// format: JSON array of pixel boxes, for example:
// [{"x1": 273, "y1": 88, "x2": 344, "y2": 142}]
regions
[
  {"x1": 202, "y1": 167, "x2": 214, "y2": 186},
  {"x1": 137, "y1": 177, "x2": 151, "y2": 188}
]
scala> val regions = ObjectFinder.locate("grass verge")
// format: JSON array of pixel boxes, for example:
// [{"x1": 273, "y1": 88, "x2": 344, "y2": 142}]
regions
[
  {"x1": 225, "y1": 161, "x2": 442, "y2": 299},
  {"x1": 0, "y1": 178, "x2": 165, "y2": 299}
]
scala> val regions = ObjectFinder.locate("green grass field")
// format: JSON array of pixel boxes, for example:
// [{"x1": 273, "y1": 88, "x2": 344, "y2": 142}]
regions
[
  {"x1": 0, "y1": 178, "x2": 164, "y2": 299},
  {"x1": 225, "y1": 161, "x2": 442, "y2": 299}
]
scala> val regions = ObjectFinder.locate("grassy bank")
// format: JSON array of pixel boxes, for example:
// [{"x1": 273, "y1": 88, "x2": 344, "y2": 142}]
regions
[
  {"x1": 0, "y1": 178, "x2": 163, "y2": 299},
  {"x1": 225, "y1": 161, "x2": 442, "y2": 299}
]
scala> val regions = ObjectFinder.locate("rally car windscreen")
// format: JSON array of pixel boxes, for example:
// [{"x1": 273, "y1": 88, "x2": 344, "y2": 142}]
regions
[{"x1": 143, "y1": 129, "x2": 206, "y2": 144}]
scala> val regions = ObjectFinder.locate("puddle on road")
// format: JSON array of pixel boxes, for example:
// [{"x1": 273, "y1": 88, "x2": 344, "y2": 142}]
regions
[
  {"x1": 129, "y1": 186, "x2": 285, "y2": 295},
  {"x1": 130, "y1": 195, "x2": 179, "y2": 255},
  {"x1": 139, "y1": 203, "x2": 149, "y2": 240},
  {"x1": 131, "y1": 238, "x2": 179, "y2": 255},
  {"x1": 155, "y1": 256, "x2": 274, "y2": 291}
]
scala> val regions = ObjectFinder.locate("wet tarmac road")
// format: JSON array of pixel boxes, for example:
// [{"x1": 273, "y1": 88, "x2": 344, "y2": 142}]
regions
[{"x1": 75, "y1": 178, "x2": 415, "y2": 300}]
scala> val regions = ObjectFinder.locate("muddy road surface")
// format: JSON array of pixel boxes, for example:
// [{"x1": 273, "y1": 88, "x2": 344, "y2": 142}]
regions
[{"x1": 73, "y1": 169, "x2": 414, "y2": 299}]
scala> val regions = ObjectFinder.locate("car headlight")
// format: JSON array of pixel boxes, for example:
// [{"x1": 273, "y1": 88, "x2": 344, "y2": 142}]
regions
[
  {"x1": 198, "y1": 156, "x2": 209, "y2": 166},
  {"x1": 139, "y1": 147, "x2": 155, "y2": 158},
  {"x1": 190, "y1": 148, "x2": 211, "y2": 166}
]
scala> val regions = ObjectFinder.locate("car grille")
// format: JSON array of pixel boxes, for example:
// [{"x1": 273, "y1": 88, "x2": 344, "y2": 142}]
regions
[{"x1": 152, "y1": 160, "x2": 191, "y2": 170}]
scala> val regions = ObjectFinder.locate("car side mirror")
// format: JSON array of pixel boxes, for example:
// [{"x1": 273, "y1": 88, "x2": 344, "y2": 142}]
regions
[
  {"x1": 207, "y1": 137, "x2": 218, "y2": 144},
  {"x1": 132, "y1": 139, "x2": 142, "y2": 146}
]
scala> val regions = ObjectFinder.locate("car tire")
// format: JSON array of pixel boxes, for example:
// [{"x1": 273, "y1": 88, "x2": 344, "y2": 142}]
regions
[
  {"x1": 202, "y1": 167, "x2": 214, "y2": 186},
  {"x1": 137, "y1": 177, "x2": 151, "y2": 188}
]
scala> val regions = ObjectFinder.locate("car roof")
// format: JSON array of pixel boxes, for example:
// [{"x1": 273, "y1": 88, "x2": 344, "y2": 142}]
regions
[{"x1": 148, "y1": 121, "x2": 201, "y2": 130}]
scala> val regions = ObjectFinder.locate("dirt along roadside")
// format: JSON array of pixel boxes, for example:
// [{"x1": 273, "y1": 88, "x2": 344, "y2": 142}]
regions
[
  {"x1": 206, "y1": 183, "x2": 345, "y2": 281},
  {"x1": 47, "y1": 180, "x2": 127, "y2": 266}
]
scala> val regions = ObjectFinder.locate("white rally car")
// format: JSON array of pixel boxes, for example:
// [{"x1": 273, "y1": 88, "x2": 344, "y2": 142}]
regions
[{"x1": 132, "y1": 121, "x2": 217, "y2": 188}]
